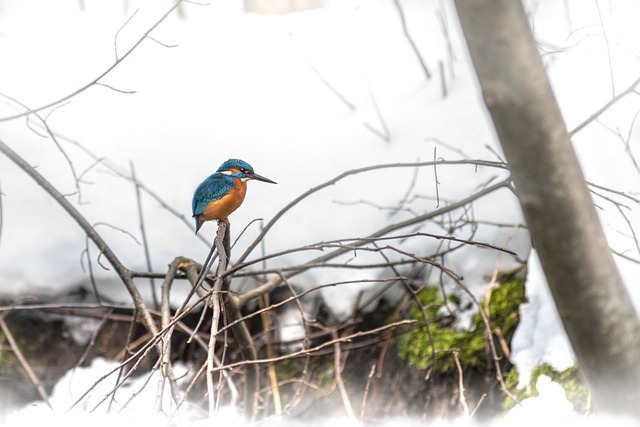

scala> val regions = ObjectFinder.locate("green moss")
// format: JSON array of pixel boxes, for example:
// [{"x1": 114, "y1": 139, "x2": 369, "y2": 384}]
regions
[
  {"x1": 274, "y1": 357, "x2": 305, "y2": 381},
  {"x1": 316, "y1": 362, "x2": 337, "y2": 392},
  {"x1": 398, "y1": 279, "x2": 526, "y2": 374},
  {"x1": 504, "y1": 364, "x2": 588, "y2": 413},
  {"x1": 473, "y1": 278, "x2": 526, "y2": 341},
  {"x1": 0, "y1": 331, "x2": 17, "y2": 368}
]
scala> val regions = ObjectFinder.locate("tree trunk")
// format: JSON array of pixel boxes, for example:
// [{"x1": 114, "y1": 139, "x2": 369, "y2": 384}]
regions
[{"x1": 454, "y1": 0, "x2": 640, "y2": 418}]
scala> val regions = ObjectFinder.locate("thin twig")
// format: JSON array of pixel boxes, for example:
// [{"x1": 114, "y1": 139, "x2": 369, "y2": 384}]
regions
[
  {"x1": 364, "y1": 84, "x2": 390, "y2": 143},
  {"x1": 373, "y1": 241, "x2": 438, "y2": 377},
  {"x1": 208, "y1": 319, "x2": 416, "y2": 374},
  {"x1": 0, "y1": 93, "x2": 84, "y2": 203},
  {"x1": 207, "y1": 222, "x2": 228, "y2": 417},
  {"x1": 331, "y1": 329, "x2": 357, "y2": 421},
  {"x1": 156, "y1": 257, "x2": 183, "y2": 412},
  {"x1": 360, "y1": 364, "x2": 376, "y2": 420},
  {"x1": 233, "y1": 177, "x2": 512, "y2": 306},
  {"x1": 114, "y1": 9, "x2": 140, "y2": 60},
  {"x1": 286, "y1": 31, "x2": 356, "y2": 111},
  {"x1": 37, "y1": 126, "x2": 209, "y2": 244},
  {"x1": 594, "y1": 0, "x2": 615, "y2": 96},
  {"x1": 259, "y1": 293, "x2": 282, "y2": 416},
  {"x1": 94, "y1": 82, "x2": 137, "y2": 94},
  {"x1": 453, "y1": 350, "x2": 470, "y2": 417},
  {"x1": 0, "y1": 315, "x2": 53, "y2": 410},
  {"x1": 483, "y1": 223, "x2": 521, "y2": 315},
  {"x1": 568, "y1": 74, "x2": 640, "y2": 136},
  {"x1": 0, "y1": 139, "x2": 157, "y2": 336},
  {"x1": 235, "y1": 159, "x2": 508, "y2": 267},
  {"x1": 0, "y1": 138, "x2": 183, "y2": 407},
  {"x1": 434, "y1": 148, "x2": 441, "y2": 208},
  {"x1": 0, "y1": 179, "x2": 3, "y2": 247},
  {"x1": 131, "y1": 161, "x2": 159, "y2": 310},
  {"x1": 0, "y1": 1, "x2": 186, "y2": 122},
  {"x1": 392, "y1": 0, "x2": 432, "y2": 80},
  {"x1": 278, "y1": 273, "x2": 313, "y2": 414},
  {"x1": 452, "y1": 277, "x2": 520, "y2": 404}
]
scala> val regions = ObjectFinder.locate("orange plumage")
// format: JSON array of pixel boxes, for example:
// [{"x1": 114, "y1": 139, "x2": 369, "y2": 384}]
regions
[
  {"x1": 192, "y1": 159, "x2": 276, "y2": 233},
  {"x1": 199, "y1": 177, "x2": 247, "y2": 225}
]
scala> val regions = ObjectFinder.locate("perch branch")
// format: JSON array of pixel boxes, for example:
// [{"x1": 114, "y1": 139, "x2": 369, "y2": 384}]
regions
[{"x1": 207, "y1": 222, "x2": 228, "y2": 417}]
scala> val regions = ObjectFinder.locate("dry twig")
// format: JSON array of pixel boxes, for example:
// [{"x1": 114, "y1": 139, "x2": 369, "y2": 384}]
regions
[{"x1": 0, "y1": 315, "x2": 53, "y2": 409}]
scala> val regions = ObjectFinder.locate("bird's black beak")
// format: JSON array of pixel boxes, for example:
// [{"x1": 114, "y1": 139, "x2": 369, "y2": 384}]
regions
[{"x1": 247, "y1": 172, "x2": 277, "y2": 184}]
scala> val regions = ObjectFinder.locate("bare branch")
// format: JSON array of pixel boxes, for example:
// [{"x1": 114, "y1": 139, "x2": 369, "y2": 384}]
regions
[
  {"x1": 455, "y1": 1, "x2": 640, "y2": 414},
  {"x1": 392, "y1": 0, "x2": 432, "y2": 80},
  {"x1": 0, "y1": 315, "x2": 53, "y2": 410},
  {"x1": 568, "y1": 74, "x2": 640, "y2": 136},
  {"x1": 286, "y1": 31, "x2": 356, "y2": 111},
  {"x1": 94, "y1": 82, "x2": 137, "y2": 94},
  {"x1": 0, "y1": 93, "x2": 85, "y2": 203},
  {"x1": 453, "y1": 350, "x2": 470, "y2": 418},
  {"x1": 359, "y1": 364, "x2": 376, "y2": 420},
  {"x1": 0, "y1": 0, "x2": 186, "y2": 123},
  {"x1": 331, "y1": 329, "x2": 358, "y2": 421},
  {"x1": 115, "y1": 9, "x2": 140, "y2": 60},
  {"x1": 146, "y1": 35, "x2": 179, "y2": 49},
  {"x1": 0, "y1": 138, "x2": 158, "y2": 334},
  {"x1": 0, "y1": 180, "x2": 3, "y2": 248},
  {"x1": 131, "y1": 162, "x2": 159, "y2": 310},
  {"x1": 594, "y1": 0, "x2": 615, "y2": 96},
  {"x1": 235, "y1": 159, "x2": 508, "y2": 266},
  {"x1": 207, "y1": 222, "x2": 228, "y2": 418},
  {"x1": 31, "y1": 127, "x2": 209, "y2": 244},
  {"x1": 233, "y1": 177, "x2": 512, "y2": 307},
  {"x1": 364, "y1": 84, "x2": 391, "y2": 143},
  {"x1": 208, "y1": 319, "x2": 416, "y2": 374}
]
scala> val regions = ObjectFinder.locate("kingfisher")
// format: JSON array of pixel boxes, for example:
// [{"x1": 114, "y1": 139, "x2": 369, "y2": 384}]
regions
[{"x1": 192, "y1": 159, "x2": 276, "y2": 233}]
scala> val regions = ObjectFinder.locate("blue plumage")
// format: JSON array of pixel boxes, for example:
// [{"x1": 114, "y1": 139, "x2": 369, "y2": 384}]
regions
[
  {"x1": 218, "y1": 159, "x2": 254, "y2": 175},
  {"x1": 191, "y1": 158, "x2": 276, "y2": 233},
  {"x1": 192, "y1": 159, "x2": 251, "y2": 215},
  {"x1": 192, "y1": 173, "x2": 236, "y2": 216}
]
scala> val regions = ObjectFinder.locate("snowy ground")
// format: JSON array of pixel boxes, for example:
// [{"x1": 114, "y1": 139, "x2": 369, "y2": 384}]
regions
[
  {"x1": 3, "y1": 358, "x2": 636, "y2": 427},
  {"x1": 0, "y1": 0, "x2": 639, "y2": 424}
]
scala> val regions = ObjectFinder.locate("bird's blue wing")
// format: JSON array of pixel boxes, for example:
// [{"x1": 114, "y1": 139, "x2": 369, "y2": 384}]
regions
[{"x1": 192, "y1": 173, "x2": 235, "y2": 216}]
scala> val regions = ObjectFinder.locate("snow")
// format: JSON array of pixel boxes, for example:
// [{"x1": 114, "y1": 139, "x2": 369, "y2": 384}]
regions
[
  {"x1": 0, "y1": 0, "x2": 639, "y2": 424},
  {"x1": 502, "y1": 376, "x2": 576, "y2": 424},
  {"x1": 510, "y1": 251, "x2": 574, "y2": 386},
  {"x1": 4, "y1": 358, "x2": 205, "y2": 426}
]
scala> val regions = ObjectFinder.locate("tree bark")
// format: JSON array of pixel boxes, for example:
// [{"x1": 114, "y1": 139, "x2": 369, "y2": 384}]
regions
[{"x1": 454, "y1": 0, "x2": 640, "y2": 418}]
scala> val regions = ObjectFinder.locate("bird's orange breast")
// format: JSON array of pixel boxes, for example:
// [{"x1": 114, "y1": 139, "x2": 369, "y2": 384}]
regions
[{"x1": 201, "y1": 178, "x2": 247, "y2": 221}]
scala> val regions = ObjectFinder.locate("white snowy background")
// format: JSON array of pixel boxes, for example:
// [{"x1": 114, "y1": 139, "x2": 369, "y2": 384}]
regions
[{"x1": 0, "y1": 0, "x2": 639, "y2": 425}]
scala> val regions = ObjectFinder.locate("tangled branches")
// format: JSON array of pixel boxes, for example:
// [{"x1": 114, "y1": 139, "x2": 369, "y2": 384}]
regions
[{"x1": 0, "y1": 131, "x2": 527, "y2": 421}]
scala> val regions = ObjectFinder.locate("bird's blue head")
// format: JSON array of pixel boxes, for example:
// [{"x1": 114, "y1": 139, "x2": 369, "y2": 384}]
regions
[
  {"x1": 217, "y1": 159, "x2": 254, "y2": 175},
  {"x1": 217, "y1": 158, "x2": 277, "y2": 184}
]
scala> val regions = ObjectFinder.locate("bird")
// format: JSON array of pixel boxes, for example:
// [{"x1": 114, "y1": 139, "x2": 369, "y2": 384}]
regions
[{"x1": 192, "y1": 159, "x2": 276, "y2": 233}]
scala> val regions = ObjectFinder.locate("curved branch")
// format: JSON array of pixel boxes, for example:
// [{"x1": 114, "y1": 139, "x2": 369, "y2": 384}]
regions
[
  {"x1": 236, "y1": 177, "x2": 512, "y2": 307},
  {"x1": 235, "y1": 159, "x2": 508, "y2": 266},
  {"x1": 0, "y1": 139, "x2": 158, "y2": 336}
]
